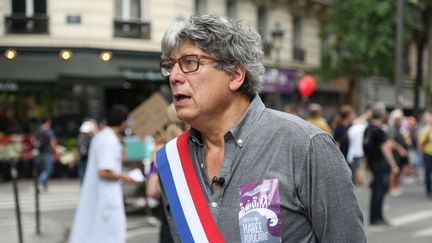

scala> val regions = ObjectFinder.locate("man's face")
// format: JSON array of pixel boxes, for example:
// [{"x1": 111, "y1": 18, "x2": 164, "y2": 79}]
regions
[
  {"x1": 167, "y1": 41, "x2": 234, "y2": 125},
  {"x1": 394, "y1": 116, "x2": 403, "y2": 128}
]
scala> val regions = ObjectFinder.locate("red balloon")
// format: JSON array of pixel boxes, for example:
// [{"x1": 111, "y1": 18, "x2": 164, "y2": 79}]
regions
[{"x1": 298, "y1": 75, "x2": 316, "y2": 97}]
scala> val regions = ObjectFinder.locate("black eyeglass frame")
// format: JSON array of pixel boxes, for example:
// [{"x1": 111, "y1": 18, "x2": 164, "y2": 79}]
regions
[{"x1": 159, "y1": 54, "x2": 217, "y2": 77}]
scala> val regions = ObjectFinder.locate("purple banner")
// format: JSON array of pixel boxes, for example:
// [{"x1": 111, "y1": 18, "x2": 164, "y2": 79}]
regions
[
  {"x1": 238, "y1": 179, "x2": 282, "y2": 243},
  {"x1": 261, "y1": 68, "x2": 296, "y2": 94}
]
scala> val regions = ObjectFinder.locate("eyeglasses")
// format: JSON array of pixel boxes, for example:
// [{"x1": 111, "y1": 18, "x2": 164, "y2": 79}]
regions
[{"x1": 160, "y1": 54, "x2": 217, "y2": 77}]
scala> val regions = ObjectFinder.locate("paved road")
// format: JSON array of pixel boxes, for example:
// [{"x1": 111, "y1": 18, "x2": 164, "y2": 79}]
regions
[
  {"x1": 356, "y1": 176, "x2": 432, "y2": 243},
  {"x1": 1, "y1": 176, "x2": 431, "y2": 243},
  {"x1": 0, "y1": 178, "x2": 158, "y2": 243}
]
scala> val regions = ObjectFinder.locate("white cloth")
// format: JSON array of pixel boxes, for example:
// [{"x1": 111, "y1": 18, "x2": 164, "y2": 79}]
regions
[
  {"x1": 347, "y1": 122, "x2": 367, "y2": 164},
  {"x1": 68, "y1": 127, "x2": 126, "y2": 243}
]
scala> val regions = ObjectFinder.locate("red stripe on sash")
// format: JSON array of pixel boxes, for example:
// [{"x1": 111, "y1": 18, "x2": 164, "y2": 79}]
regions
[{"x1": 176, "y1": 132, "x2": 225, "y2": 243}]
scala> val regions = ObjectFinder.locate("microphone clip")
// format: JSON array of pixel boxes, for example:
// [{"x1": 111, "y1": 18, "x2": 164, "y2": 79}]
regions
[{"x1": 211, "y1": 176, "x2": 225, "y2": 187}]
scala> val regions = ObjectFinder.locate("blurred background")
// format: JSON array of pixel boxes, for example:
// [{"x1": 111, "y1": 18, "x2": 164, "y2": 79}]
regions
[{"x1": 0, "y1": 0, "x2": 432, "y2": 242}]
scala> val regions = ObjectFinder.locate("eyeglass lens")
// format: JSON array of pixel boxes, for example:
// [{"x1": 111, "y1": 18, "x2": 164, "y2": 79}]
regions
[{"x1": 160, "y1": 55, "x2": 200, "y2": 77}]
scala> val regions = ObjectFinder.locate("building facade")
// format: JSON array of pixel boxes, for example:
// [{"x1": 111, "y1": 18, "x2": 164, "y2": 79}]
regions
[
  {"x1": 0, "y1": 0, "x2": 335, "y2": 139},
  {"x1": 1, "y1": 0, "x2": 430, "y2": 182}
]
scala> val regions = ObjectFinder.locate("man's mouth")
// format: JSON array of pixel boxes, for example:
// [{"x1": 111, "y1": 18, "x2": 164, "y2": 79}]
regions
[{"x1": 174, "y1": 94, "x2": 191, "y2": 101}]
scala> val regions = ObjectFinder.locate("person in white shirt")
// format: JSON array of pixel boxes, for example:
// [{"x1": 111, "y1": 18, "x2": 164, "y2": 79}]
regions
[
  {"x1": 347, "y1": 108, "x2": 372, "y2": 185},
  {"x1": 68, "y1": 104, "x2": 135, "y2": 243}
]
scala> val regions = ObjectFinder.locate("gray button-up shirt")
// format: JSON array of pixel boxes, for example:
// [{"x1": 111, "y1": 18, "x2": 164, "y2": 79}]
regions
[{"x1": 161, "y1": 96, "x2": 366, "y2": 243}]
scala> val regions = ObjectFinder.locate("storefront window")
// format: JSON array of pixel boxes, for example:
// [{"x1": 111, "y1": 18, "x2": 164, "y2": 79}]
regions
[
  {"x1": 0, "y1": 93, "x2": 46, "y2": 134},
  {"x1": 0, "y1": 83, "x2": 86, "y2": 138},
  {"x1": 0, "y1": 83, "x2": 86, "y2": 178}
]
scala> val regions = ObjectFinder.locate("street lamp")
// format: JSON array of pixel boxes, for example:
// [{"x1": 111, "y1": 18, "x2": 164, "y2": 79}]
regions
[
  {"x1": 270, "y1": 22, "x2": 285, "y2": 110},
  {"x1": 395, "y1": 0, "x2": 404, "y2": 106},
  {"x1": 271, "y1": 22, "x2": 284, "y2": 66}
]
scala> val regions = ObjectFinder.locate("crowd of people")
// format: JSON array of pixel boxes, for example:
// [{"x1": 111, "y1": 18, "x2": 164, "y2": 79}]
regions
[
  {"x1": 56, "y1": 97, "x2": 431, "y2": 242},
  {"x1": 298, "y1": 101, "x2": 432, "y2": 226}
]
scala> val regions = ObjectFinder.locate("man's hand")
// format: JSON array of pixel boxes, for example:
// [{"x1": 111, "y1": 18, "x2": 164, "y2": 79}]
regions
[
  {"x1": 391, "y1": 165, "x2": 400, "y2": 175},
  {"x1": 120, "y1": 173, "x2": 135, "y2": 184},
  {"x1": 397, "y1": 147, "x2": 407, "y2": 157},
  {"x1": 99, "y1": 169, "x2": 135, "y2": 184}
]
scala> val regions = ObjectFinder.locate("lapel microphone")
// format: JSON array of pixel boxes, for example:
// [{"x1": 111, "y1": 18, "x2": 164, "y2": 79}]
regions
[{"x1": 212, "y1": 176, "x2": 225, "y2": 187}]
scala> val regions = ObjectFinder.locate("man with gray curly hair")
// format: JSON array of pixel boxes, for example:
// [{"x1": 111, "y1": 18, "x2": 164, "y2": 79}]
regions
[{"x1": 156, "y1": 15, "x2": 366, "y2": 243}]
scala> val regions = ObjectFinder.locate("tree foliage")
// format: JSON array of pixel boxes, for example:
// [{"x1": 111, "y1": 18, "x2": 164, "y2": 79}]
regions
[
  {"x1": 321, "y1": 0, "x2": 398, "y2": 80},
  {"x1": 418, "y1": 0, "x2": 432, "y2": 10},
  {"x1": 321, "y1": 0, "x2": 432, "y2": 112}
]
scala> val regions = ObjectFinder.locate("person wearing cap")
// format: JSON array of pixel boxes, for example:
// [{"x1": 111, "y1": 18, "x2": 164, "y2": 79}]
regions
[{"x1": 73, "y1": 119, "x2": 98, "y2": 184}]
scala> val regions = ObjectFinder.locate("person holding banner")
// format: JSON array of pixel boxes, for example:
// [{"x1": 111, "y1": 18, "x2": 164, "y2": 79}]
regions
[{"x1": 156, "y1": 15, "x2": 366, "y2": 242}]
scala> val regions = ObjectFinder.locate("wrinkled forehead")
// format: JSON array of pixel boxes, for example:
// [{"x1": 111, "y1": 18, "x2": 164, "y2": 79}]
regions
[{"x1": 167, "y1": 40, "x2": 210, "y2": 58}]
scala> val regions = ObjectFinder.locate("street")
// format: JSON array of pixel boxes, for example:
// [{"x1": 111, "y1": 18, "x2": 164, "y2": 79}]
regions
[
  {"x1": 356, "y1": 176, "x2": 432, "y2": 243},
  {"x1": 1, "y1": 175, "x2": 431, "y2": 243},
  {"x1": 0, "y1": 179, "x2": 159, "y2": 243}
]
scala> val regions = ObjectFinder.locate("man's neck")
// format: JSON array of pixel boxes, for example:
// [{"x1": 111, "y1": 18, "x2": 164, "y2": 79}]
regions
[
  {"x1": 196, "y1": 95, "x2": 250, "y2": 146},
  {"x1": 371, "y1": 119, "x2": 382, "y2": 126},
  {"x1": 109, "y1": 126, "x2": 122, "y2": 136}
]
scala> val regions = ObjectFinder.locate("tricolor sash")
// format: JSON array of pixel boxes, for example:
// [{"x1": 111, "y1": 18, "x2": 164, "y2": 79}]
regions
[{"x1": 156, "y1": 131, "x2": 225, "y2": 243}]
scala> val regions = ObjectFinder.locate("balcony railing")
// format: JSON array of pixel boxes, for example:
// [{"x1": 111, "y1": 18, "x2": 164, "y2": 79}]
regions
[
  {"x1": 5, "y1": 14, "x2": 49, "y2": 34},
  {"x1": 114, "y1": 19, "x2": 151, "y2": 39},
  {"x1": 293, "y1": 46, "x2": 305, "y2": 62}
]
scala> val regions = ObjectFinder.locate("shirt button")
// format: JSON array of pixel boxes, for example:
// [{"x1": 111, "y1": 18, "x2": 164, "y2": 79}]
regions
[
  {"x1": 211, "y1": 202, "x2": 218, "y2": 208},
  {"x1": 237, "y1": 139, "x2": 243, "y2": 144},
  {"x1": 200, "y1": 163, "x2": 204, "y2": 168}
]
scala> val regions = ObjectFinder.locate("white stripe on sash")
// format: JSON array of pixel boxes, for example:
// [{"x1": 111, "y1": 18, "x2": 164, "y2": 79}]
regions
[{"x1": 165, "y1": 138, "x2": 209, "y2": 242}]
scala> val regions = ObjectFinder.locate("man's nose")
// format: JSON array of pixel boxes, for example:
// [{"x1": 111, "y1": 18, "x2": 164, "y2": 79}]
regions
[{"x1": 169, "y1": 63, "x2": 185, "y2": 84}]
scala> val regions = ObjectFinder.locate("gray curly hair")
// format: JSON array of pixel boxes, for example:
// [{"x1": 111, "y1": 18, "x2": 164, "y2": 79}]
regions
[{"x1": 161, "y1": 15, "x2": 264, "y2": 99}]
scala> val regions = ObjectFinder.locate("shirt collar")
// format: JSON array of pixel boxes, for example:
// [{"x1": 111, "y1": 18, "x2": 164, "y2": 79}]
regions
[{"x1": 188, "y1": 95, "x2": 265, "y2": 147}]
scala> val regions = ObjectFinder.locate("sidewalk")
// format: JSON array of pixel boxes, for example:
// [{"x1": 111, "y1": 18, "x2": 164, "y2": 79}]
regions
[
  {"x1": 1, "y1": 178, "x2": 158, "y2": 243},
  {"x1": 1, "y1": 179, "x2": 76, "y2": 243},
  {"x1": 4, "y1": 217, "x2": 69, "y2": 243}
]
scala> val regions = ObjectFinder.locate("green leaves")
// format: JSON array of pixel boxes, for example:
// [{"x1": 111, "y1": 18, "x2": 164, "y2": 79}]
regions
[{"x1": 320, "y1": 0, "x2": 399, "y2": 79}]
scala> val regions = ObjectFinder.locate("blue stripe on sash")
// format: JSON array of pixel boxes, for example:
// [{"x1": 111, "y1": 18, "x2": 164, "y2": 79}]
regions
[{"x1": 156, "y1": 145, "x2": 195, "y2": 243}]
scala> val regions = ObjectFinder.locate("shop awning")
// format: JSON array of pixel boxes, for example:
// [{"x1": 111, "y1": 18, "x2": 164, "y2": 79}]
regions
[
  {"x1": 0, "y1": 47, "x2": 162, "y2": 83},
  {"x1": 0, "y1": 55, "x2": 59, "y2": 81}
]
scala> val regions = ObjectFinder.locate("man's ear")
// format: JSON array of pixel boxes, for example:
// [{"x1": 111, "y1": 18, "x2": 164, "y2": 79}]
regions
[{"x1": 229, "y1": 64, "x2": 246, "y2": 91}]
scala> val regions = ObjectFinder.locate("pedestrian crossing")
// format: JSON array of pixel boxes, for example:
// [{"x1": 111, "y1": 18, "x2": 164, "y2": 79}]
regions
[
  {"x1": 391, "y1": 210, "x2": 432, "y2": 227},
  {"x1": 127, "y1": 218, "x2": 159, "y2": 240},
  {"x1": 0, "y1": 183, "x2": 80, "y2": 213},
  {"x1": 0, "y1": 214, "x2": 65, "y2": 234},
  {"x1": 391, "y1": 210, "x2": 432, "y2": 238},
  {"x1": 0, "y1": 212, "x2": 68, "y2": 243},
  {"x1": 0, "y1": 215, "x2": 37, "y2": 234},
  {"x1": 367, "y1": 210, "x2": 432, "y2": 239},
  {"x1": 0, "y1": 180, "x2": 160, "y2": 243},
  {"x1": 413, "y1": 226, "x2": 432, "y2": 238},
  {"x1": 0, "y1": 181, "x2": 80, "y2": 243},
  {"x1": 2, "y1": 180, "x2": 428, "y2": 242}
]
